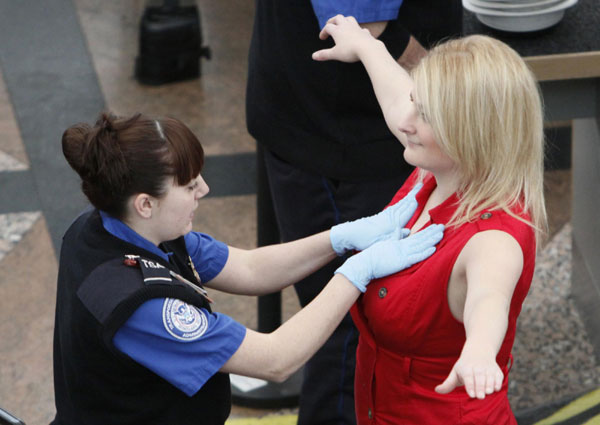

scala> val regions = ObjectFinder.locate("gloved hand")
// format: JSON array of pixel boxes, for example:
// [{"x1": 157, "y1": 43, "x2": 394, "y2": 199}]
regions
[
  {"x1": 330, "y1": 183, "x2": 423, "y2": 255},
  {"x1": 335, "y1": 223, "x2": 444, "y2": 292}
]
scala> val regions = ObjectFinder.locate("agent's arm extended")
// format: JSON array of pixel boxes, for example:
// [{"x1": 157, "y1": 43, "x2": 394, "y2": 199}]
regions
[
  {"x1": 221, "y1": 224, "x2": 444, "y2": 382},
  {"x1": 207, "y1": 184, "x2": 423, "y2": 295}
]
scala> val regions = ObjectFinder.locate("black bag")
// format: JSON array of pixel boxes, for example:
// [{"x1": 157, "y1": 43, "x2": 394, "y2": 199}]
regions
[{"x1": 135, "y1": 0, "x2": 211, "y2": 85}]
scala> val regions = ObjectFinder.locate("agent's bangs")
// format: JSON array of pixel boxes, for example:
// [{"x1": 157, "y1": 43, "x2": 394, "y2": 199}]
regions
[{"x1": 162, "y1": 118, "x2": 205, "y2": 186}]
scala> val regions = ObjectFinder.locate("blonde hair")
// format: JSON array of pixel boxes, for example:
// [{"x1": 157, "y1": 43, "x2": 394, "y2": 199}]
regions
[{"x1": 412, "y1": 35, "x2": 547, "y2": 244}]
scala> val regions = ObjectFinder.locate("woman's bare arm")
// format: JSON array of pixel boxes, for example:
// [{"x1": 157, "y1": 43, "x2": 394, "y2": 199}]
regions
[{"x1": 436, "y1": 230, "x2": 523, "y2": 399}]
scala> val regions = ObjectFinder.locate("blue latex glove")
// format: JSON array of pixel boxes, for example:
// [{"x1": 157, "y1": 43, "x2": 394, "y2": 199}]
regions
[
  {"x1": 335, "y1": 223, "x2": 444, "y2": 292},
  {"x1": 330, "y1": 183, "x2": 423, "y2": 255}
]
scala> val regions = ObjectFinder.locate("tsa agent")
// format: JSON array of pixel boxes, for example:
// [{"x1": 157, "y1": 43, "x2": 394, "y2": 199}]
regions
[{"x1": 51, "y1": 112, "x2": 443, "y2": 425}]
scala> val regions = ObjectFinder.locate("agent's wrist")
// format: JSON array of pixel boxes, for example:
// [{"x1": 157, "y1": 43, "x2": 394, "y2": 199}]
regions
[{"x1": 330, "y1": 222, "x2": 351, "y2": 256}]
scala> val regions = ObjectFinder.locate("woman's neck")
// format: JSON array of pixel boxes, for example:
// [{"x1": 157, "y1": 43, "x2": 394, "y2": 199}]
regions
[
  {"x1": 429, "y1": 169, "x2": 460, "y2": 206},
  {"x1": 410, "y1": 169, "x2": 460, "y2": 233}
]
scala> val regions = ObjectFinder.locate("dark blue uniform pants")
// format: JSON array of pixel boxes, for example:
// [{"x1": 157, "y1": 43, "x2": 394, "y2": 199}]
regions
[{"x1": 262, "y1": 147, "x2": 411, "y2": 425}]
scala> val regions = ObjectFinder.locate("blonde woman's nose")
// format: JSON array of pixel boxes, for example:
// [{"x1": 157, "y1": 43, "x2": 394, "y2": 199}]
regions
[{"x1": 397, "y1": 116, "x2": 417, "y2": 135}]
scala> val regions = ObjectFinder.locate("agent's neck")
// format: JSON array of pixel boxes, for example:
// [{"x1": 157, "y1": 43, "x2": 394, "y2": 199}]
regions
[{"x1": 122, "y1": 215, "x2": 162, "y2": 247}]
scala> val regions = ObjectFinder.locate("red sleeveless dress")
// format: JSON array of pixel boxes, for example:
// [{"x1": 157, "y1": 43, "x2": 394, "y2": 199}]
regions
[{"x1": 350, "y1": 170, "x2": 536, "y2": 425}]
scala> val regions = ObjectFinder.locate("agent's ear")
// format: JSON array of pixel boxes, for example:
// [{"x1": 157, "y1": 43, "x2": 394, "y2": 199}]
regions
[{"x1": 131, "y1": 193, "x2": 154, "y2": 219}]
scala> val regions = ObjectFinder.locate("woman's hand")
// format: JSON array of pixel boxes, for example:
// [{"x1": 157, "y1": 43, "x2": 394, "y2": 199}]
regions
[
  {"x1": 312, "y1": 15, "x2": 379, "y2": 63},
  {"x1": 435, "y1": 344, "x2": 504, "y2": 399},
  {"x1": 330, "y1": 183, "x2": 423, "y2": 255}
]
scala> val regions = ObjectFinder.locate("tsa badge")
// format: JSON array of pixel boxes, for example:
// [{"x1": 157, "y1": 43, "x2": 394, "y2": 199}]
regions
[{"x1": 162, "y1": 298, "x2": 208, "y2": 341}]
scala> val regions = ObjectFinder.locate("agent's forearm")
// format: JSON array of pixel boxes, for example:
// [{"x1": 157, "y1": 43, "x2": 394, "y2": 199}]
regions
[
  {"x1": 207, "y1": 231, "x2": 337, "y2": 295},
  {"x1": 265, "y1": 274, "x2": 359, "y2": 380},
  {"x1": 246, "y1": 231, "x2": 336, "y2": 292},
  {"x1": 221, "y1": 274, "x2": 359, "y2": 382}
]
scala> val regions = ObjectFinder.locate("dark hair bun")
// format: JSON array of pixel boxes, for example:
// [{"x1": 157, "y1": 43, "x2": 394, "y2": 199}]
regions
[
  {"x1": 62, "y1": 123, "x2": 92, "y2": 175},
  {"x1": 97, "y1": 112, "x2": 115, "y2": 134},
  {"x1": 62, "y1": 112, "x2": 131, "y2": 214}
]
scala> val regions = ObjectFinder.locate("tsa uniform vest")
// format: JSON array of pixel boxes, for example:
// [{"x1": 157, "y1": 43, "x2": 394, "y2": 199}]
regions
[{"x1": 52, "y1": 209, "x2": 231, "y2": 425}]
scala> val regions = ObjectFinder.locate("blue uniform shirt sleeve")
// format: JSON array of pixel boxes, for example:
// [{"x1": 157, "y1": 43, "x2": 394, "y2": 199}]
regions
[
  {"x1": 113, "y1": 298, "x2": 246, "y2": 396},
  {"x1": 311, "y1": 0, "x2": 403, "y2": 29},
  {"x1": 184, "y1": 232, "x2": 229, "y2": 282}
]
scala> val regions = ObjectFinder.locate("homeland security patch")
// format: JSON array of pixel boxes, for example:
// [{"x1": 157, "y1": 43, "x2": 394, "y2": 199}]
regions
[{"x1": 162, "y1": 298, "x2": 208, "y2": 341}]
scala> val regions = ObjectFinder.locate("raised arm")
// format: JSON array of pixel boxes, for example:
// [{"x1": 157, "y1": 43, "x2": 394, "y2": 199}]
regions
[
  {"x1": 435, "y1": 230, "x2": 524, "y2": 399},
  {"x1": 312, "y1": 15, "x2": 415, "y2": 145}
]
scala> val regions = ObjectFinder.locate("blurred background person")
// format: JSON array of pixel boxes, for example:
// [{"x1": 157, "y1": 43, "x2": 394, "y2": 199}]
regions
[{"x1": 246, "y1": 1, "x2": 462, "y2": 424}]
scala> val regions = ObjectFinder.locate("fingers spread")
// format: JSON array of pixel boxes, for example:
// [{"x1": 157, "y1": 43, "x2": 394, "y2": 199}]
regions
[
  {"x1": 312, "y1": 49, "x2": 332, "y2": 61},
  {"x1": 318, "y1": 22, "x2": 336, "y2": 40}
]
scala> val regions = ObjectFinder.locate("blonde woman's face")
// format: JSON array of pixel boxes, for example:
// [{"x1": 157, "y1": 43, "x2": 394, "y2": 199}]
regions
[{"x1": 397, "y1": 92, "x2": 455, "y2": 174}]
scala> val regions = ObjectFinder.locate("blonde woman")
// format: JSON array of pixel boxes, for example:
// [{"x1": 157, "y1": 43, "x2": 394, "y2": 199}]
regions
[{"x1": 313, "y1": 16, "x2": 547, "y2": 424}]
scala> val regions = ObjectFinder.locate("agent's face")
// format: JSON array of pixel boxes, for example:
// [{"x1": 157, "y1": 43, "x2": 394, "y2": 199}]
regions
[
  {"x1": 397, "y1": 91, "x2": 455, "y2": 175},
  {"x1": 152, "y1": 174, "x2": 209, "y2": 243}
]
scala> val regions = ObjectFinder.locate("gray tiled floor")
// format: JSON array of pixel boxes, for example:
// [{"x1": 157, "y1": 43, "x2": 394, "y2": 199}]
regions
[{"x1": 0, "y1": 1, "x2": 597, "y2": 424}]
